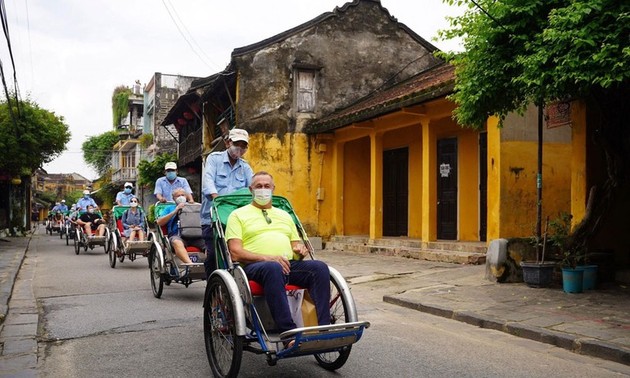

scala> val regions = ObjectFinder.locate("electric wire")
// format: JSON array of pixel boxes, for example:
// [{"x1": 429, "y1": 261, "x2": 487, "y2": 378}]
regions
[
  {"x1": 164, "y1": 0, "x2": 222, "y2": 71},
  {"x1": 0, "y1": 0, "x2": 21, "y2": 114},
  {"x1": 160, "y1": 0, "x2": 215, "y2": 71}
]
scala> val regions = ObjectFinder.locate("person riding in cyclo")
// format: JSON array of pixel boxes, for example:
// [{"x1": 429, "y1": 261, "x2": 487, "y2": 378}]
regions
[
  {"x1": 77, "y1": 205, "x2": 107, "y2": 237},
  {"x1": 225, "y1": 172, "x2": 330, "y2": 346},
  {"x1": 156, "y1": 187, "x2": 206, "y2": 278}
]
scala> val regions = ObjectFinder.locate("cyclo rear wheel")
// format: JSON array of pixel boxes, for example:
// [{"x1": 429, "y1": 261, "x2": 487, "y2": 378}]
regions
[
  {"x1": 314, "y1": 276, "x2": 352, "y2": 371},
  {"x1": 204, "y1": 275, "x2": 243, "y2": 378}
]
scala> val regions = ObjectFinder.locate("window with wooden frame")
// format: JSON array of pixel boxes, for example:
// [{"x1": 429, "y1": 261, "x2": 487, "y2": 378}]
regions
[{"x1": 296, "y1": 69, "x2": 316, "y2": 113}]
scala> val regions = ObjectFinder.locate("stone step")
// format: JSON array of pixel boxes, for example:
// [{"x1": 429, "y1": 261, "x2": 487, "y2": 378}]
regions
[
  {"x1": 325, "y1": 241, "x2": 486, "y2": 265},
  {"x1": 326, "y1": 236, "x2": 487, "y2": 254}
]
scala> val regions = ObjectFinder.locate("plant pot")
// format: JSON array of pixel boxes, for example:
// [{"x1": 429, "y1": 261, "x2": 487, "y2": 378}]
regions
[
  {"x1": 561, "y1": 267, "x2": 584, "y2": 293},
  {"x1": 520, "y1": 261, "x2": 555, "y2": 288},
  {"x1": 577, "y1": 265, "x2": 598, "y2": 290}
]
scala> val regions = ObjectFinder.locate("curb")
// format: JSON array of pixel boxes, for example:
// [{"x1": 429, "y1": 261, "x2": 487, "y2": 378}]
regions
[
  {"x1": 0, "y1": 233, "x2": 33, "y2": 326},
  {"x1": 383, "y1": 295, "x2": 630, "y2": 366}
]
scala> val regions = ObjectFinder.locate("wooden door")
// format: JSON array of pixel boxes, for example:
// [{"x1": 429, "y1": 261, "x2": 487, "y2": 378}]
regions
[
  {"x1": 437, "y1": 138, "x2": 457, "y2": 240},
  {"x1": 383, "y1": 148, "x2": 408, "y2": 236}
]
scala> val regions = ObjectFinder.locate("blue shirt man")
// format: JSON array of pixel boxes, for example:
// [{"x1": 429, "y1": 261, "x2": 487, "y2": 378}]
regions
[
  {"x1": 57, "y1": 201, "x2": 68, "y2": 213},
  {"x1": 201, "y1": 128, "x2": 254, "y2": 275},
  {"x1": 154, "y1": 162, "x2": 194, "y2": 203},
  {"x1": 116, "y1": 182, "x2": 135, "y2": 205},
  {"x1": 76, "y1": 190, "x2": 97, "y2": 211}
]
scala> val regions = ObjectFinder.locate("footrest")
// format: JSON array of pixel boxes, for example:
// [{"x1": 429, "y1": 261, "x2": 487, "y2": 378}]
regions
[
  {"x1": 277, "y1": 321, "x2": 370, "y2": 357},
  {"x1": 124, "y1": 240, "x2": 153, "y2": 252}
]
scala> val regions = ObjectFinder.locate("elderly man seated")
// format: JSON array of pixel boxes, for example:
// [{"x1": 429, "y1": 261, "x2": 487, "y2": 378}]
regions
[
  {"x1": 225, "y1": 171, "x2": 330, "y2": 338},
  {"x1": 156, "y1": 187, "x2": 204, "y2": 266}
]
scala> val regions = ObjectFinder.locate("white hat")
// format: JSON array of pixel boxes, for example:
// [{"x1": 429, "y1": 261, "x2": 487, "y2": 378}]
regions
[
  {"x1": 124, "y1": 182, "x2": 133, "y2": 188},
  {"x1": 83, "y1": 190, "x2": 90, "y2": 195},
  {"x1": 229, "y1": 128, "x2": 249, "y2": 143},
  {"x1": 164, "y1": 162, "x2": 177, "y2": 170},
  {"x1": 61, "y1": 199, "x2": 66, "y2": 203}
]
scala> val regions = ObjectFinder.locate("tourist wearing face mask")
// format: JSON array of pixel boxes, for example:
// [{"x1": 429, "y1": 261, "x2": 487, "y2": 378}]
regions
[
  {"x1": 77, "y1": 205, "x2": 106, "y2": 237},
  {"x1": 116, "y1": 182, "x2": 135, "y2": 206},
  {"x1": 76, "y1": 190, "x2": 98, "y2": 212},
  {"x1": 156, "y1": 187, "x2": 204, "y2": 266},
  {"x1": 154, "y1": 162, "x2": 194, "y2": 203},
  {"x1": 225, "y1": 171, "x2": 330, "y2": 340},
  {"x1": 201, "y1": 128, "x2": 254, "y2": 276},
  {"x1": 121, "y1": 197, "x2": 145, "y2": 242}
]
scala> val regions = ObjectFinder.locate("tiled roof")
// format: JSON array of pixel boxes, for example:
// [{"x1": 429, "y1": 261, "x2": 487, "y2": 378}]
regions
[
  {"x1": 306, "y1": 63, "x2": 455, "y2": 133},
  {"x1": 232, "y1": 0, "x2": 437, "y2": 58}
]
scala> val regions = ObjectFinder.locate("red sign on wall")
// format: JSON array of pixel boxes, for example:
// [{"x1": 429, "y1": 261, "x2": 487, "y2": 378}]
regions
[{"x1": 545, "y1": 101, "x2": 572, "y2": 129}]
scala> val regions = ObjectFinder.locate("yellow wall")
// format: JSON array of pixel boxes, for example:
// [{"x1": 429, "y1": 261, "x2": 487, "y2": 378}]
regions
[
  {"x1": 496, "y1": 141, "x2": 571, "y2": 237},
  {"x1": 344, "y1": 137, "x2": 370, "y2": 234},
  {"x1": 570, "y1": 101, "x2": 587, "y2": 227}
]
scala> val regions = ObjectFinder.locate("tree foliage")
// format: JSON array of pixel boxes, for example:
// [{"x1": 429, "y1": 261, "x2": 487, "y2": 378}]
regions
[
  {"x1": 440, "y1": 0, "x2": 630, "y2": 256},
  {"x1": 137, "y1": 153, "x2": 177, "y2": 190},
  {"x1": 112, "y1": 85, "x2": 131, "y2": 127},
  {"x1": 440, "y1": 0, "x2": 630, "y2": 128},
  {"x1": 0, "y1": 97, "x2": 70, "y2": 175},
  {"x1": 82, "y1": 131, "x2": 119, "y2": 176}
]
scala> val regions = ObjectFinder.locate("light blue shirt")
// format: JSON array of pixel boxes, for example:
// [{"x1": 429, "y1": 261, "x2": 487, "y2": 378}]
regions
[
  {"x1": 200, "y1": 150, "x2": 253, "y2": 225},
  {"x1": 154, "y1": 176, "x2": 192, "y2": 202},
  {"x1": 116, "y1": 191, "x2": 135, "y2": 205},
  {"x1": 76, "y1": 197, "x2": 97, "y2": 211},
  {"x1": 58, "y1": 204, "x2": 68, "y2": 212}
]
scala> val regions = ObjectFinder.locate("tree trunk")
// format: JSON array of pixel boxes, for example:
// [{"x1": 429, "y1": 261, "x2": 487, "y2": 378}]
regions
[{"x1": 567, "y1": 83, "x2": 630, "y2": 257}]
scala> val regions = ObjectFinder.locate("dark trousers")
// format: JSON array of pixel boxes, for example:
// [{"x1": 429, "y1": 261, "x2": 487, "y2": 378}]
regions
[
  {"x1": 202, "y1": 225, "x2": 215, "y2": 278},
  {"x1": 243, "y1": 260, "x2": 330, "y2": 332}
]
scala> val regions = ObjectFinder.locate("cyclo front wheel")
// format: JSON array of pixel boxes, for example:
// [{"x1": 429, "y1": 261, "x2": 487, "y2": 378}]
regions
[
  {"x1": 149, "y1": 246, "x2": 163, "y2": 298},
  {"x1": 204, "y1": 275, "x2": 243, "y2": 378},
  {"x1": 314, "y1": 275, "x2": 352, "y2": 371}
]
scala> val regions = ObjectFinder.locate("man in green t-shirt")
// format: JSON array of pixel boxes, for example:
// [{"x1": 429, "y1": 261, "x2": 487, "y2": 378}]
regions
[{"x1": 225, "y1": 171, "x2": 330, "y2": 334}]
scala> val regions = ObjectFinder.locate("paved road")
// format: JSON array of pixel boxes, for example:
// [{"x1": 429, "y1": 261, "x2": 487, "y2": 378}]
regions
[{"x1": 3, "y1": 228, "x2": 630, "y2": 377}]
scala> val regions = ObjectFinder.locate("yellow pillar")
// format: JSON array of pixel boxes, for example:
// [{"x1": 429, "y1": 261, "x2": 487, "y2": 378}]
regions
[
  {"x1": 369, "y1": 131, "x2": 383, "y2": 239},
  {"x1": 421, "y1": 118, "x2": 436, "y2": 241},
  {"x1": 331, "y1": 140, "x2": 344, "y2": 235},
  {"x1": 486, "y1": 116, "x2": 501, "y2": 241}
]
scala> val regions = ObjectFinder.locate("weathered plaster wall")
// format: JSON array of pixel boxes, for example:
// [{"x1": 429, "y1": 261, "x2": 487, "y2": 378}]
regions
[{"x1": 233, "y1": 0, "x2": 440, "y2": 135}]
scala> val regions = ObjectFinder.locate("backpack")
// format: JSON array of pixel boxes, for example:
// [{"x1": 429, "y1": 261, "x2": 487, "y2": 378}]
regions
[{"x1": 177, "y1": 203, "x2": 203, "y2": 239}]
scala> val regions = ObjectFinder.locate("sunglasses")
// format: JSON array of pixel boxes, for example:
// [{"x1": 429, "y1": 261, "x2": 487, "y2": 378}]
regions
[
  {"x1": 125, "y1": 186, "x2": 133, "y2": 189},
  {"x1": 262, "y1": 209, "x2": 272, "y2": 224}
]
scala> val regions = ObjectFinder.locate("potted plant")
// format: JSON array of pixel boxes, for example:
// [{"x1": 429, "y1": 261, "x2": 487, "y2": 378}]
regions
[
  {"x1": 551, "y1": 212, "x2": 586, "y2": 293},
  {"x1": 520, "y1": 217, "x2": 556, "y2": 288}
]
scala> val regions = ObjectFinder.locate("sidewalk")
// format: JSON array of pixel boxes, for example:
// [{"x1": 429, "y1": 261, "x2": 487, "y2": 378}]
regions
[
  {"x1": 0, "y1": 229, "x2": 38, "y2": 377},
  {"x1": 316, "y1": 249, "x2": 630, "y2": 366}
]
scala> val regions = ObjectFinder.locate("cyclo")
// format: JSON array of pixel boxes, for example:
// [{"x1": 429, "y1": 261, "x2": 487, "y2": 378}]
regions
[
  {"x1": 45, "y1": 210, "x2": 64, "y2": 235},
  {"x1": 148, "y1": 202, "x2": 207, "y2": 298},
  {"x1": 108, "y1": 205, "x2": 158, "y2": 268},
  {"x1": 203, "y1": 189, "x2": 369, "y2": 377},
  {"x1": 73, "y1": 209, "x2": 110, "y2": 255}
]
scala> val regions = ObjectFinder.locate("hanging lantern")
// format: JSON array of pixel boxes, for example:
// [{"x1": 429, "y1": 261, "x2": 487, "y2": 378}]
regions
[{"x1": 11, "y1": 176, "x2": 22, "y2": 185}]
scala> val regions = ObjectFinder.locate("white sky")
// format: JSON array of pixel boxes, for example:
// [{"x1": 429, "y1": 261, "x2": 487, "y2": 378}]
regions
[{"x1": 4, "y1": 0, "x2": 463, "y2": 180}]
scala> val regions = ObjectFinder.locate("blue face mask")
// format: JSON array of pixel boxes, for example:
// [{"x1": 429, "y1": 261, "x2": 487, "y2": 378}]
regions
[
  {"x1": 166, "y1": 172, "x2": 177, "y2": 181},
  {"x1": 124, "y1": 188, "x2": 132, "y2": 194},
  {"x1": 83, "y1": 195, "x2": 89, "y2": 199}
]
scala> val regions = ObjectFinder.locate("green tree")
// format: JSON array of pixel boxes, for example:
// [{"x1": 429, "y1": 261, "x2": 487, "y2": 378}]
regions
[
  {"x1": 0, "y1": 97, "x2": 70, "y2": 175},
  {"x1": 440, "y1": 0, "x2": 630, "y2": 252},
  {"x1": 112, "y1": 85, "x2": 131, "y2": 127},
  {"x1": 82, "y1": 131, "x2": 119, "y2": 176}
]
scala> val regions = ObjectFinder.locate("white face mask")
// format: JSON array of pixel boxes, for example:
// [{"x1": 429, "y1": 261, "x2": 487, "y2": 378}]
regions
[
  {"x1": 228, "y1": 145, "x2": 245, "y2": 159},
  {"x1": 175, "y1": 195, "x2": 187, "y2": 204},
  {"x1": 130, "y1": 202, "x2": 138, "y2": 208},
  {"x1": 253, "y1": 188, "x2": 272, "y2": 206},
  {"x1": 88, "y1": 208, "x2": 95, "y2": 214}
]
